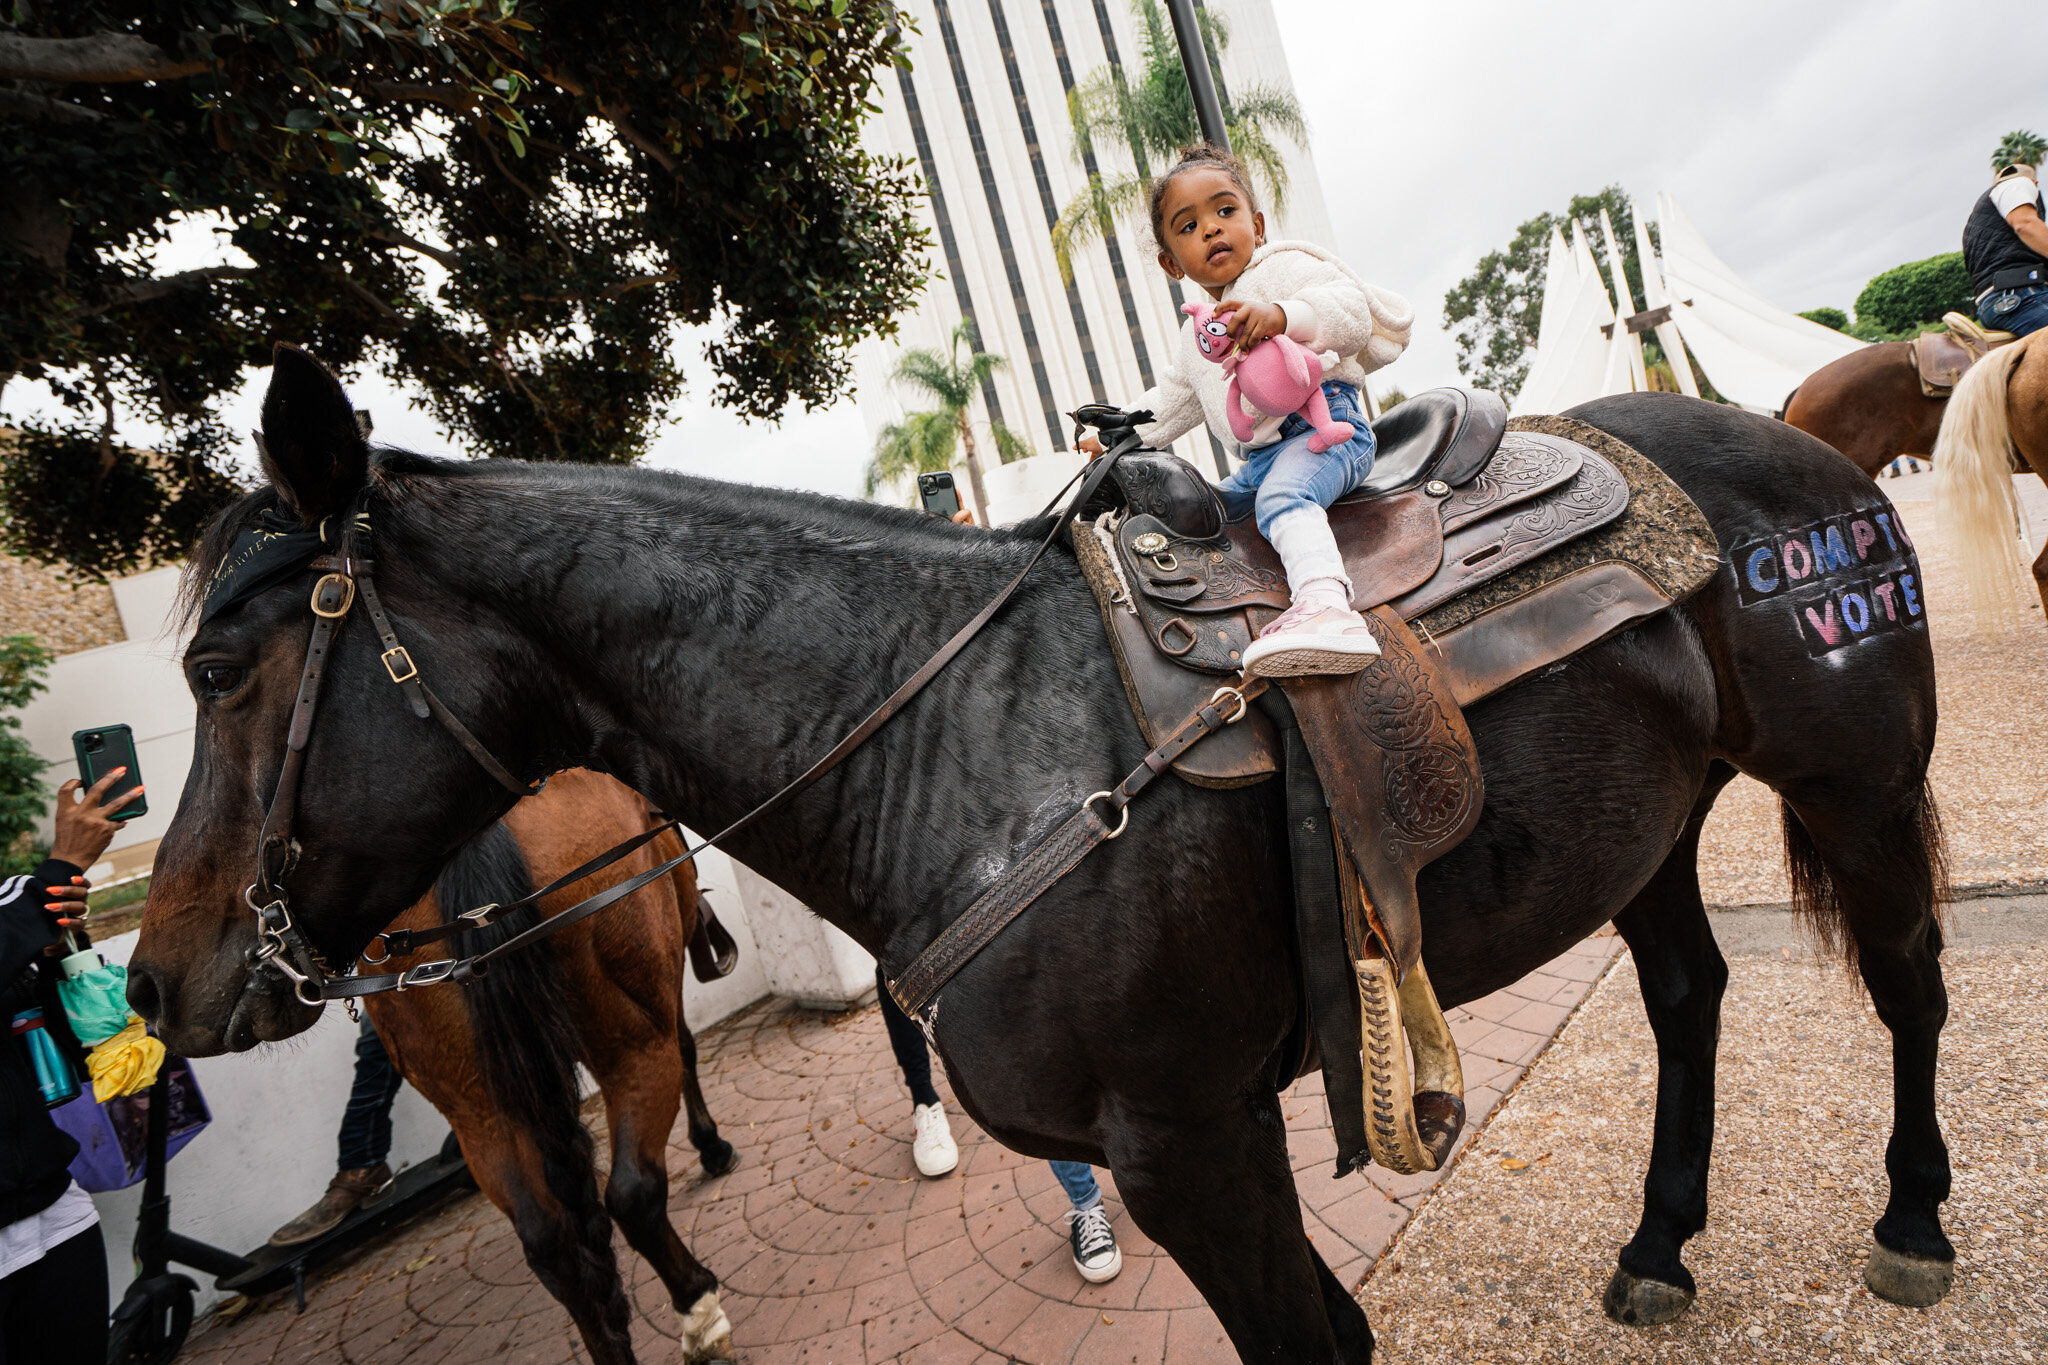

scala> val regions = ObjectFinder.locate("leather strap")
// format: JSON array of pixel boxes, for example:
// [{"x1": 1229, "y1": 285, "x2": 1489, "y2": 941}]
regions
[
  {"x1": 887, "y1": 678, "x2": 1264, "y2": 1018},
  {"x1": 1278, "y1": 718, "x2": 1372, "y2": 1176}
]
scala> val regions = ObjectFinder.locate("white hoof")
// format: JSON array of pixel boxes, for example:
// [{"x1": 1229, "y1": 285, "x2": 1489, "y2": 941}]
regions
[{"x1": 678, "y1": 1289, "x2": 735, "y2": 1362}]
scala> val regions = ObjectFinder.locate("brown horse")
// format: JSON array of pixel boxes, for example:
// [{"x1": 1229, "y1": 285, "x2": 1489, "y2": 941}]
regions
[
  {"x1": 363, "y1": 767, "x2": 740, "y2": 1363},
  {"x1": 1929, "y1": 332, "x2": 2048, "y2": 620},
  {"x1": 1781, "y1": 340, "x2": 1943, "y2": 476}
]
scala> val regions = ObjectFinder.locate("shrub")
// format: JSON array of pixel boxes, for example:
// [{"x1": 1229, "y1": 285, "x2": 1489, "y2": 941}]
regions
[
  {"x1": 1854, "y1": 253, "x2": 1973, "y2": 334},
  {"x1": 0, "y1": 636, "x2": 54, "y2": 876},
  {"x1": 1800, "y1": 307, "x2": 1849, "y2": 332}
]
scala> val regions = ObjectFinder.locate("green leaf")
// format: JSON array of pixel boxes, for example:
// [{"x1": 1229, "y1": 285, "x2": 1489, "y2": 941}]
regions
[
  {"x1": 284, "y1": 107, "x2": 325, "y2": 129},
  {"x1": 505, "y1": 126, "x2": 525, "y2": 157}
]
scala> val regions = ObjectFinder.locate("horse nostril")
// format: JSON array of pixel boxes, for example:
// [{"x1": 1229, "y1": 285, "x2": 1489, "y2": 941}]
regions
[{"x1": 126, "y1": 964, "x2": 163, "y2": 1023}]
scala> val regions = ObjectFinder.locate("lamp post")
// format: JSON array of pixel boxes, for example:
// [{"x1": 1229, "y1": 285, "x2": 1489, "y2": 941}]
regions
[{"x1": 1163, "y1": 0, "x2": 1230, "y2": 153}]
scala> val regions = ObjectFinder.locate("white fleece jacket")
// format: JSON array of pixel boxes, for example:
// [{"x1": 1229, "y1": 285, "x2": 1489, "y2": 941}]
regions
[{"x1": 1130, "y1": 240, "x2": 1414, "y2": 453}]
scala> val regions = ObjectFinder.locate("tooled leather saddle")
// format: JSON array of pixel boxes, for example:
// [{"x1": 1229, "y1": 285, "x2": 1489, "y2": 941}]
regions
[{"x1": 1073, "y1": 387, "x2": 1717, "y2": 979}]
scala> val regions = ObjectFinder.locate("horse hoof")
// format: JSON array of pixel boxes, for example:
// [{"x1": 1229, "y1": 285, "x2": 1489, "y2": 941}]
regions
[
  {"x1": 699, "y1": 1138, "x2": 739, "y2": 1177},
  {"x1": 1864, "y1": 1243, "x2": 1954, "y2": 1307},
  {"x1": 678, "y1": 1289, "x2": 735, "y2": 1362},
  {"x1": 1602, "y1": 1267, "x2": 1695, "y2": 1326}
]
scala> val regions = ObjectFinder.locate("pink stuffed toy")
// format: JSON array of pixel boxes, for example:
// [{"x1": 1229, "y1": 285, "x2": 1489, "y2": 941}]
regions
[{"x1": 1183, "y1": 302, "x2": 1356, "y2": 454}]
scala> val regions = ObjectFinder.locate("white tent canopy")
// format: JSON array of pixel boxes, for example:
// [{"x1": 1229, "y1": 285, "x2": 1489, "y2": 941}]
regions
[{"x1": 1511, "y1": 192, "x2": 1865, "y2": 416}]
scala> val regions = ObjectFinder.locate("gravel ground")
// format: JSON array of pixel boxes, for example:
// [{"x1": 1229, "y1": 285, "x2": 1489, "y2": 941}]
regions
[
  {"x1": 1695, "y1": 474, "x2": 2048, "y2": 907},
  {"x1": 1359, "y1": 895, "x2": 2048, "y2": 1363}
]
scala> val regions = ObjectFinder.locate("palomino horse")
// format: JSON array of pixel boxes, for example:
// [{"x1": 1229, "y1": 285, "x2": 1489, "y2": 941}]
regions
[
  {"x1": 363, "y1": 768, "x2": 738, "y2": 1362},
  {"x1": 1928, "y1": 331, "x2": 2048, "y2": 619},
  {"x1": 133, "y1": 350, "x2": 1954, "y2": 1362},
  {"x1": 1782, "y1": 341, "x2": 1945, "y2": 476}
]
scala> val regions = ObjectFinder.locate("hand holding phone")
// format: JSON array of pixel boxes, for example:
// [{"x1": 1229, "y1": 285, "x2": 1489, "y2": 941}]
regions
[
  {"x1": 49, "y1": 770, "x2": 144, "y2": 871},
  {"x1": 917, "y1": 471, "x2": 963, "y2": 519}
]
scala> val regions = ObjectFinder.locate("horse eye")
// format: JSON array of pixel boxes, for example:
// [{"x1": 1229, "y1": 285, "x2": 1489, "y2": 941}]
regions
[{"x1": 199, "y1": 666, "x2": 245, "y2": 698}]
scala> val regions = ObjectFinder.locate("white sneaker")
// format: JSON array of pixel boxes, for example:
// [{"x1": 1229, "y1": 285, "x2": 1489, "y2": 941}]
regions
[
  {"x1": 1241, "y1": 596, "x2": 1382, "y2": 678},
  {"x1": 912, "y1": 1102, "x2": 958, "y2": 1177},
  {"x1": 1066, "y1": 1203, "x2": 1122, "y2": 1283}
]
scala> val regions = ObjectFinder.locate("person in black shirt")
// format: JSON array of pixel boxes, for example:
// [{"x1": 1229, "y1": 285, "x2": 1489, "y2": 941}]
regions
[
  {"x1": 1, "y1": 769, "x2": 143, "y2": 1364},
  {"x1": 1965, "y1": 162, "x2": 2048, "y2": 338}
]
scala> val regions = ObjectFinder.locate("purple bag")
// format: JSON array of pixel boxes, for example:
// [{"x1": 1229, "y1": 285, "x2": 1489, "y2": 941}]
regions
[{"x1": 49, "y1": 1056, "x2": 211, "y2": 1193}]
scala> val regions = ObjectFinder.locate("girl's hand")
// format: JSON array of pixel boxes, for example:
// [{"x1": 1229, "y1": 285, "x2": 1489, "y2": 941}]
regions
[
  {"x1": 1078, "y1": 434, "x2": 1104, "y2": 458},
  {"x1": 1215, "y1": 300, "x2": 1288, "y2": 354},
  {"x1": 49, "y1": 770, "x2": 143, "y2": 871}
]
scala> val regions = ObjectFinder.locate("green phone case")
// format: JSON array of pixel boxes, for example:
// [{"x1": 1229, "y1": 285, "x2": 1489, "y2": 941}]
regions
[{"x1": 70, "y1": 724, "x2": 148, "y2": 822}]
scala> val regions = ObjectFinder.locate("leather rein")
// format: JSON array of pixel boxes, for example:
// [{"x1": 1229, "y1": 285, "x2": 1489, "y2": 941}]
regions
[{"x1": 247, "y1": 426, "x2": 1230, "y2": 1011}]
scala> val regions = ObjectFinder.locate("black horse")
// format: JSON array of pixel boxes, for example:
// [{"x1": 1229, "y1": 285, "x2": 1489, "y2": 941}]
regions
[{"x1": 132, "y1": 350, "x2": 1952, "y2": 1362}]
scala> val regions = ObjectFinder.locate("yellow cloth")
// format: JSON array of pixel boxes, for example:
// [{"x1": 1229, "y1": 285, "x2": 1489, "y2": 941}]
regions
[{"x1": 86, "y1": 1017, "x2": 165, "y2": 1102}]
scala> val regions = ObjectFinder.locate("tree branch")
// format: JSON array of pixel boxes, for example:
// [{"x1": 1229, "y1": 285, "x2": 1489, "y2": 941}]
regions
[
  {"x1": 357, "y1": 80, "x2": 479, "y2": 114},
  {"x1": 0, "y1": 88, "x2": 108, "y2": 123},
  {"x1": 537, "y1": 67, "x2": 677, "y2": 175},
  {"x1": 88, "y1": 266, "x2": 255, "y2": 313},
  {"x1": 0, "y1": 31, "x2": 216, "y2": 84},
  {"x1": 365, "y1": 226, "x2": 458, "y2": 270}
]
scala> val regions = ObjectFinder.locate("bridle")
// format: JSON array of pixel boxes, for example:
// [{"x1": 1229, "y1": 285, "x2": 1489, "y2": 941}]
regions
[{"x1": 242, "y1": 430, "x2": 1169, "y2": 1010}]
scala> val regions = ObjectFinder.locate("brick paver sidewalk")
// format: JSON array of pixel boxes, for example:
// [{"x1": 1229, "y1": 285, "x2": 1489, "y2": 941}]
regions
[{"x1": 180, "y1": 935, "x2": 1621, "y2": 1363}]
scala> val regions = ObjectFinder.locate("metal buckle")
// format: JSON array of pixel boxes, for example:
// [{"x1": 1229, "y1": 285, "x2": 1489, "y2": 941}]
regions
[
  {"x1": 1208, "y1": 685, "x2": 1250, "y2": 725},
  {"x1": 1082, "y1": 791, "x2": 1131, "y2": 839},
  {"x1": 459, "y1": 903, "x2": 498, "y2": 925},
  {"x1": 381, "y1": 646, "x2": 418, "y2": 684},
  {"x1": 310, "y1": 573, "x2": 356, "y2": 618},
  {"x1": 398, "y1": 959, "x2": 460, "y2": 990},
  {"x1": 359, "y1": 935, "x2": 392, "y2": 965}
]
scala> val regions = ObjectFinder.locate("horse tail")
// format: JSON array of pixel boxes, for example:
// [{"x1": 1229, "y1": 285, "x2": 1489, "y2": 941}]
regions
[
  {"x1": 1780, "y1": 778, "x2": 1950, "y2": 976},
  {"x1": 1933, "y1": 334, "x2": 2033, "y2": 626},
  {"x1": 436, "y1": 822, "x2": 616, "y2": 1283}
]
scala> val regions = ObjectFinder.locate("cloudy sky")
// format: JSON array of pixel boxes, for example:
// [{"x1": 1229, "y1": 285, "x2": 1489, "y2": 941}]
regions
[{"x1": 5, "y1": 0, "x2": 2041, "y2": 501}]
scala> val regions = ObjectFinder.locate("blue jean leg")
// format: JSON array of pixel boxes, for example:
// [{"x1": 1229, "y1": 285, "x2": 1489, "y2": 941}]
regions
[
  {"x1": 1980, "y1": 285, "x2": 2048, "y2": 337},
  {"x1": 1049, "y1": 1160, "x2": 1101, "y2": 1210},
  {"x1": 336, "y1": 1016, "x2": 406, "y2": 1170},
  {"x1": 1214, "y1": 383, "x2": 1378, "y2": 539}
]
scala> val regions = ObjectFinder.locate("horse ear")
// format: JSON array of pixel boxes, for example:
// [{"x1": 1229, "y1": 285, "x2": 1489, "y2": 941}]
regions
[{"x1": 260, "y1": 344, "x2": 369, "y2": 525}]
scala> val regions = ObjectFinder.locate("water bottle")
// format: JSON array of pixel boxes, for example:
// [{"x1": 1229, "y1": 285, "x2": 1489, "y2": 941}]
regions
[{"x1": 10, "y1": 1007, "x2": 81, "y2": 1107}]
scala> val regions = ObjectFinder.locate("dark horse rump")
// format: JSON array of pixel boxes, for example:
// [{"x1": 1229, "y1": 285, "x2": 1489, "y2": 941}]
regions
[{"x1": 135, "y1": 351, "x2": 1952, "y2": 1363}]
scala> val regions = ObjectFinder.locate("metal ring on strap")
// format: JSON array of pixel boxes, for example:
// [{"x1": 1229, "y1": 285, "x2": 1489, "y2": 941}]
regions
[
  {"x1": 1082, "y1": 791, "x2": 1131, "y2": 839},
  {"x1": 1208, "y1": 685, "x2": 1250, "y2": 725}
]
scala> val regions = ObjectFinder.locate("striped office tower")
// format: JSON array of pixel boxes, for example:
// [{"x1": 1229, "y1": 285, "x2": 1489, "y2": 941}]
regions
[{"x1": 853, "y1": 0, "x2": 1335, "y2": 516}]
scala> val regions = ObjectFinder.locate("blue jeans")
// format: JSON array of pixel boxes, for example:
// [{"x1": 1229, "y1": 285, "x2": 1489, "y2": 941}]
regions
[
  {"x1": 1979, "y1": 284, "x2": 2048, "y2": 337},
  {"x1": 337, "y1": 1017, "x2": 405, "y2": 1170},
  {"x1": 1050, "y1": 1160, "x2": 1100, "y2": 1210},
  {"x1": 1214, "y1": 382, "x2": 1378, "y2": 539}
]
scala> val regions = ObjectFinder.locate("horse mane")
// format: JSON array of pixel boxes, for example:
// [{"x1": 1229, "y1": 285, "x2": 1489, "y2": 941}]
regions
[{"x1": 177, "y1": 447, "x2": 1050, "y2": 633}]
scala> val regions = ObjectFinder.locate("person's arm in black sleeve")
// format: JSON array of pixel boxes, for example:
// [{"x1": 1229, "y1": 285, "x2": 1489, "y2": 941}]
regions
[{"x1": 2, "y1": 769, "x2": 148, "y2": 981}]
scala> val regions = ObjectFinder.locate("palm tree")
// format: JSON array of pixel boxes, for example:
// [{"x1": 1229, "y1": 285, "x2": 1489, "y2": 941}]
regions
[
  {"x1": 865, "y1": 319, "x2": 1032, "y2": 512},
  {"x1": 1993, "y1": 129, "x2": 2047, "y2": 173},
  {"x1": 1051, "y1": 0, "x2": 1307, "y2": 283}
]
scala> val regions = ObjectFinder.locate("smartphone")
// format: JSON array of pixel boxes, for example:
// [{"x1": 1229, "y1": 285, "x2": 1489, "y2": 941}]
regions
[
  {"x1": 71, "y1": 725, "x2": 147, "y2": 822},
  {"x1": 917, "y1": 471, "x2": 963, "y2": 519}
]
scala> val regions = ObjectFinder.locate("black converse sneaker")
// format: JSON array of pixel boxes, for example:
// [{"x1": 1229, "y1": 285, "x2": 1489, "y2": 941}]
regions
[{"x1": 1066, "y1": 1203, "x2": 1122, "y2": 1283}]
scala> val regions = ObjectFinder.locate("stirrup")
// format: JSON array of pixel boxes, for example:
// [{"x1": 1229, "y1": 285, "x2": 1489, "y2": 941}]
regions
[{"x1": 1356, "y1": 956, "x2": 1465, "y2": 1174}]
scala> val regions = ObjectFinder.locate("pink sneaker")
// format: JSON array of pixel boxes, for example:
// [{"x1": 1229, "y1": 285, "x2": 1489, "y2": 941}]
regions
[{"x1": 1242, "y1": 598, "x2": 1383, "y2": 677}]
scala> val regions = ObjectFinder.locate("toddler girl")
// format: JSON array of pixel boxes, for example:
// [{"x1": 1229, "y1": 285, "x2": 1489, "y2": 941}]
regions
[{"x1": 1085, "y1": 144, "x2": 1412, "y2": 676}]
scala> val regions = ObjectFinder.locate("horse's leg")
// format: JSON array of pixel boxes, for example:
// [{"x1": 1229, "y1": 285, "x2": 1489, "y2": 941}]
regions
[
  {"x1": 454, "y1": 1111, "x2": 638, "y2": 1365},
  {"x1": 1603, "y1": 766, "x2": 1734, "y2": 1325},
  {"x1": 1108, "y1": 1092, "x2": 1366, "y2": 1362},
  {"x1": 1781, "y1": 786, "x2": 1953, "y2": 1306},
  {"x1": 676, "y1": 1014, "x2": 737, "y2": 1175},
  {"x1": 591, "y1": 1034, "x2": 731, "y2": 1361}
]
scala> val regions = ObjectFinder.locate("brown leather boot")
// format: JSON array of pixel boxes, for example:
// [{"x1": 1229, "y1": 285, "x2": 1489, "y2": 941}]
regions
[{"x1": 268, "y1": 1164, "x2": 393, "y2": 1247}]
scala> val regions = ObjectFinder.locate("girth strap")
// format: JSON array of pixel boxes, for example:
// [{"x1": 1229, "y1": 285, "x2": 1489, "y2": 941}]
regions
[{"x1": 1273, "y1": 706, "x2": 1373, "y2": 1176}]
